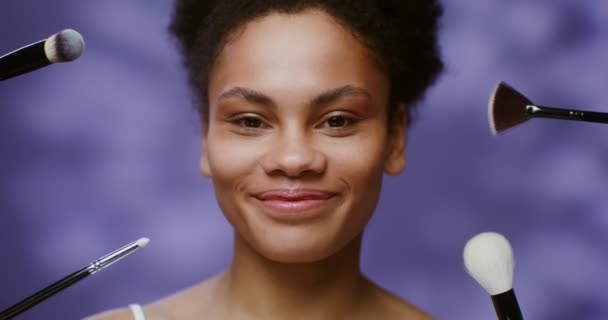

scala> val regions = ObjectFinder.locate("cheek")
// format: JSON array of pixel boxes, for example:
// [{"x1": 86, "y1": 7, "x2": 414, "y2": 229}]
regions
[
  {"x1": 329, "y1": 129, "x2": 388, "y2": 176},
  {"x1": 327, "y1": 131, "x2": 388, "y2": 205},
  {"x1": 205, "y1": 133, "x2": 262, "y2": 227},
  {"x1": 205, "y1": 132, "x2": 262, "y2": 186}
]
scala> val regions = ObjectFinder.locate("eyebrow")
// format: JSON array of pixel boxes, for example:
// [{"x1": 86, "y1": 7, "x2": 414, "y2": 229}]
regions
[
  {"x1": 218, "y1": 87, "x2": 276, "y2": 107},
  {"x1": 217, "y1": 85, "x2": 372, "y2": 109}
]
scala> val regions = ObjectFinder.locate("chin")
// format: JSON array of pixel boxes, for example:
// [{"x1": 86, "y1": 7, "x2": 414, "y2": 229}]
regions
[
  {"x1": 251, "y1": 228, "x2": 348, "y2": 264},
  {"x1": 259, "y1": 245, "x2": 337, "y2": 264}
]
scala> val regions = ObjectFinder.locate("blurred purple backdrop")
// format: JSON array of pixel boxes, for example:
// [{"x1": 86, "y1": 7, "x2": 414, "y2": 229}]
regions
[{"x1": 1, "y1": 1, "x2": 607, "y2": 319}]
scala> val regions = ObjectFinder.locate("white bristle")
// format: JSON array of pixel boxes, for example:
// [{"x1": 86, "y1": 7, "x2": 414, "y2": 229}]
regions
[
  {"x1": 44, "y1": 29, "x2": 84, "y2": 63},
  {"x1": 463, "y1": 232, "x2": 514, "y2": 296},
  {"x1": 488, "y1": 82, "x2": 501, "y2": 135},
  {"x1": 136, "y1": 237, "x2": 150, "y2": 248}
]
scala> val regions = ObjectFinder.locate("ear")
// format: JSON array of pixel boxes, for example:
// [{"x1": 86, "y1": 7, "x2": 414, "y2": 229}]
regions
[
  {"x1": 384, "y1": 103, "x2": 407, "y2": 176},
  {"x1": 199, "y1": 127, "x2": 212, "y2": 177}
]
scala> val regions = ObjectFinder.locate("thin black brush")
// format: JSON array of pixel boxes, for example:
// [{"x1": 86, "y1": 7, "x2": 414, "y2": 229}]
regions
[{"x1": 0, "y1": 238, "x2": 149, "y2": 320}]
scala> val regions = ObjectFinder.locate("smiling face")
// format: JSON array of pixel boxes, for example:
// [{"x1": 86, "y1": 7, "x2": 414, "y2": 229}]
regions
[{"x1": 202, "y1": 9, "x2": 406, "y2": 263}]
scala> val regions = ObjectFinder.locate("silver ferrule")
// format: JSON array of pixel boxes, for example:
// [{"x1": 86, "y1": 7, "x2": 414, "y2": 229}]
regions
[
  {"x1": 526, "y1": 104, "x2": 584, "y2": 120},
  {"x1": 86, "y1": 240, "x2": 143, "y2": 275}
]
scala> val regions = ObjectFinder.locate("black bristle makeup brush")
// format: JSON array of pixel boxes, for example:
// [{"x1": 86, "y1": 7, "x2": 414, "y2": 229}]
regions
[
  {"x1": 488, "y1": 81, "x2": 608, "y2": 134},
  {"x1": 463, "y1": 232, "x2": 523, "y2": 320}
]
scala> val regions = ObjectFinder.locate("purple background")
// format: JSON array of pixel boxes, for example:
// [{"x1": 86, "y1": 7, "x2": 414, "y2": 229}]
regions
[{"x1": 1, "y1": 1, "x2": 607, "y2": 319}]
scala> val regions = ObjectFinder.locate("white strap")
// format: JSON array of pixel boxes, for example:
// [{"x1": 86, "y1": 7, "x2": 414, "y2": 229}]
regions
[{"x1": 128, "y1": 304, "x2": 146, "y2": 320}]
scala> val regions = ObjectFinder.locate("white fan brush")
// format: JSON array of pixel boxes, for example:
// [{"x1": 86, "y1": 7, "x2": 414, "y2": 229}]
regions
[{"x1": 463, "y1": 232, "x2": 523, "y2": 320}]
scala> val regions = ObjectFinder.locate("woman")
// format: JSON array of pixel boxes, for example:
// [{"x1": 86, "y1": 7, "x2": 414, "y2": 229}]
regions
[{"x1": 87, "y1": 0, "x2": 443, "y2": 319}]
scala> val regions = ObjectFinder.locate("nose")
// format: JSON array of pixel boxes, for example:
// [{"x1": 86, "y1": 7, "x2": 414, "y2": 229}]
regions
[{"x1": 260, "y1": 132, "x2": 327, "y2": 178}]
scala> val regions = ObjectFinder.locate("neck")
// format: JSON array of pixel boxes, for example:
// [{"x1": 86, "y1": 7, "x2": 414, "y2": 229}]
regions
[{"x1": 220, "y1": 234, "x2": 369, "y2": 319}]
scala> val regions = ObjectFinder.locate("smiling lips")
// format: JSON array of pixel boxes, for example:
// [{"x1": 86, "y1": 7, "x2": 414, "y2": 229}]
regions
[{"x1": 254, "y1": 189, "x2": 338, "y2": 216}]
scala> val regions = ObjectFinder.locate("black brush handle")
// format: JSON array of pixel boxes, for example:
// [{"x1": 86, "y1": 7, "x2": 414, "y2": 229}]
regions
[
  {"x1": 491, "y1": 289, "x2": 523, "y2": 320},
  {"x1": 0, "y1": 268, "x2": 90, "y2": 320},
  {"x1": 527, "y1": 105, "x2": 608, "y2": 124},
  {"x1": 0, "y1": 40, "x2": 50, "y2": 81}
]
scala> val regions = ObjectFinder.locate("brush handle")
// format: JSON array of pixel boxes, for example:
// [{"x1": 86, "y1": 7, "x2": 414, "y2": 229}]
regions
[
  {"x1": 491, "y1": 289, "x2": 523, "y2": 320},
  {"x1": 0, "y1": 268, "x2": 90, "y2": 320},
  {"x1": 0, "y1": 40, "x2": 50, "y2": 81},
  {"x1": 527, "y1": 105, "x2": 608, "y2": 124}
]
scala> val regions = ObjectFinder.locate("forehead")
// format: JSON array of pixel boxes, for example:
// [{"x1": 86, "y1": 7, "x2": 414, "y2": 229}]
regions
[{"x1": 208, "y1": 9, "x2": 388, "y2": 100}]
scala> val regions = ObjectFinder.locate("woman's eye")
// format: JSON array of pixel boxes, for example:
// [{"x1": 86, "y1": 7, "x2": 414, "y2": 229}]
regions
[
  {"x1": 238, "y1": 116, "x2": 264, "y2": 128},
  {"x1": 323, "y1": 115, "x2": 356, "y2": 128},
  {"x1": 327, "y1": 116, "x2": 347, "y2": 127}
]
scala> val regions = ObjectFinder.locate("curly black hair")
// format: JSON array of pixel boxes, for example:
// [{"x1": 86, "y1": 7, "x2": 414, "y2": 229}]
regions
[{"x1": 169, "y1": 0, "x2": 443, "y2": 124}]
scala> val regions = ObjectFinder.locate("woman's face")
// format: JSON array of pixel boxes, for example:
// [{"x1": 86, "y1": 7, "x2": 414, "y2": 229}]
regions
[{"x1": 203, "y1": 9, "x2": 406, "y2": 263}]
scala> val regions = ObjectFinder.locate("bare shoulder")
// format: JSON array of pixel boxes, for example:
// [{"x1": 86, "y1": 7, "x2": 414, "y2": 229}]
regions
[
  {"x1": 366, "y1": 282, "x2": 435, "y2": 320},
  {"x1": 82, "y1": 307, "x2": 134, "y2": 320},
  {"x1": 82, "y1": 274, "x2": 224, "y2": 320},
  {"x1": 148, "y1": 274, "x2": 224, "y2": 318},
  {"x1": 83, "y1": 305, "x2": 172, "y2": 320}
]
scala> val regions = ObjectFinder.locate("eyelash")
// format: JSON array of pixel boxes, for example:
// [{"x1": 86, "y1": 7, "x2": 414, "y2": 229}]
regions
[
  {"x1": 317, "y1": 114, "x2": 360, "y2": 133},
  {"x1": 228, "y1": 113, "x2": 359, "y2": 135},
  {"x1": 230, "y1": 114, "x2": 269, "y2": 133}
]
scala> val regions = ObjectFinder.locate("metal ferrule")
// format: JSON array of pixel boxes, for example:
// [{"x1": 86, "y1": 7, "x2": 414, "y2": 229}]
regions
[
  {"x1": 86, "y1": 241, "x2": 141, "y2": 275},
  {"x1": 526, "y1": 105, "x2": 584, "y2": 120}
]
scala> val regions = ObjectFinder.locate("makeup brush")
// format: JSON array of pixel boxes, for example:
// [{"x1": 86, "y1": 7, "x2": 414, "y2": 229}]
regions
[
  {"x1": 488, "y1": 81, "x2": 608, "y2": 134},
  {"x1": 463, "y1": 232, "x2": 523, "y2": 320},
  {"x1": 0, "y1": 237, "x2": 149, "y2": 320},
  {"x1": 0, "y1": 29, "x2": 84, "y2": 81}
]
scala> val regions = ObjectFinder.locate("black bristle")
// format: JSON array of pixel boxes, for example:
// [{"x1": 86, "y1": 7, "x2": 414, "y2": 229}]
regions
[{"x1": 489, "y1": 82, "x2": 533, "y2": 134}]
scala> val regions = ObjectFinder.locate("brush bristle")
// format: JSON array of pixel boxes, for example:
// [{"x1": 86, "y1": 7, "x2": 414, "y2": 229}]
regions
[
  {"x1": 44, "y1": 29, "x2": 84, "y2": 63},
  {"x1": 136, "y1": 237, "x2": 150, "y2": 248},
  {"x1": 463, "y1": 232, "x2": 514, "y2": 296},
  {"x1": 489, "y1": 81, "x2": 533, "y2": 135}
]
